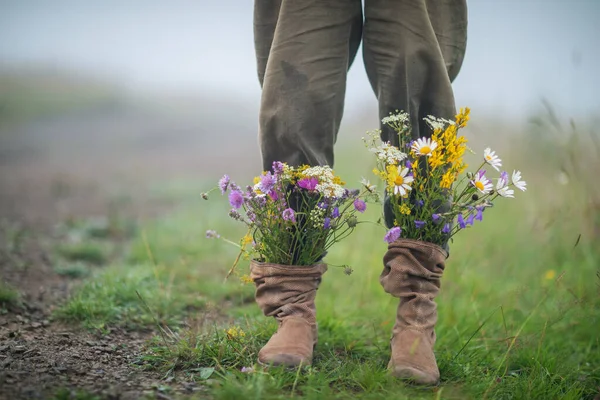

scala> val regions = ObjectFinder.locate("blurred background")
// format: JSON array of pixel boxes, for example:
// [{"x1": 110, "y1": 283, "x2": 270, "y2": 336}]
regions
[{"x1": 1, "y1": 0, "x2": 599, "y2": 225}]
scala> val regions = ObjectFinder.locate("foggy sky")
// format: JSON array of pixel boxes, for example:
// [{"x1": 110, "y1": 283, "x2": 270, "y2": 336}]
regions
[{"x1": 1, "y1": 0, "x2": 599, "y2": 118}]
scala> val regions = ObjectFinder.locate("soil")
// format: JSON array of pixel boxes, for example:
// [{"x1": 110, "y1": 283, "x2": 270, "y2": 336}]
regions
[{"x1": 0, "y1": 106, "x2": 257, "y2": 399}]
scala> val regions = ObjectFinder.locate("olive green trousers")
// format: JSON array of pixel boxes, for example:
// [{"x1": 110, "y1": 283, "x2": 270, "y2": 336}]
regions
[{"x1": 254, "y1": 0, "x2": 468, "y2": 171}]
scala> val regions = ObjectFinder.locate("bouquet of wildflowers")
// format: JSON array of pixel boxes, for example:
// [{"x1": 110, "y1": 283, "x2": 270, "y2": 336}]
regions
[
  {"x1": 365, "y1": 107, "x2": 527, "y2": 247},
  {"x1": 206, "y1": 161, "x2": 377, "y2": 273}
]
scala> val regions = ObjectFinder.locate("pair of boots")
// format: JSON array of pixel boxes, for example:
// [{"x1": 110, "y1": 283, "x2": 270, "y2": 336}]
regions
[{"x1": 250, "y1": 238, "x2": 447, "y2": 386}]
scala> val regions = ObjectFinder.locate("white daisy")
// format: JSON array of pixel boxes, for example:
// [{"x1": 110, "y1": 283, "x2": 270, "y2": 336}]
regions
[
  {"x1": 393, "y1": 167, "x2": 414, "y2": 197},
  {"x1": 512, "y1": 170, "x2": 527, "y2": 191},
  {"x1": 360, "y1": 177, "x2": 377, "y2": 193},
  {"x1": 496, "y1": 172, "x2": 514, "y2": 198},
  {"x1": 483, "y1": 148, "x2": 502, "y2": 171},
  {"x1": 411, "y1": 137, "x2": 438, "y2": 157},
  {"x1": 471, "y1": 171, "x2": 493, "y2": 194}
]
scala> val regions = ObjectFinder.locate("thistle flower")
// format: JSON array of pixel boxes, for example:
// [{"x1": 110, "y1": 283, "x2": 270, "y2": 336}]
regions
[
  {"x1": 353, "y1": 199, "x2": 367, "y2": 213},
  {"x1": 282, "y1": 208, "x2": 296, "y2": 223},
  {"x1": 384, "y1": 227, "x2": 402, "y2": 243},
  {"x1": 483, "y1": 148, "x2": 502, "y2": 171},
  {"x1": 229, "y1": 190, "x2": 244, "y2": 209},
  {"x1": 512, "y1": 170, "x2": 527, "y2": 191},
  {"x1": 411, "y1": 137, "x2": 438, "y2": 157},
  {"x1": 218, "y1": 174, "x2": 231, "y2": 194},
  {"x1": 298, "y1": 177, "x2": 318, "y2": 191}
]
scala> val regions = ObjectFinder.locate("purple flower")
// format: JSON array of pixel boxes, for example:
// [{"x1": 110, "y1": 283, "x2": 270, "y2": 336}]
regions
[
  {"x1": 282, "y1": 208, "x2": 296, "y2": 223},
  {"x1": 457, "y1": 213, "x2": 466, "y2": 229},
  {"x1": 354, "y1": 199, "x2": 367, "y2": 213},
  {"x1": 323, "y1": 217, "x2": 331, "y2": 229},
  {"x1": 432, "y1": 213, "x2": 441, "y2": 223},
  {"x1": 218, "y1": 175, "x2": 230, "y2": 194},
  {"x1": 475, "y1": 208, "x2": 484, "y2": 221},
  {"x1": 405, "y1": 160, "x2": 413, "y2": 169},
  {"x1": 272, "y1": 161, "x2": 285, "y2": 175},
  {"x1": 415, "y1": 220, "x2": 426, "y2": 229},
  {"x1": 442, "y1": 223, "x2": 451, "y2": 234},
  {"x1": 331, "y1": 207, "x2": 340, "y2": 218},
  {"x1": 466, "y1": 213, "x2": 475, "y2": 226},
  {"x1": 318, "y1": 201, "x2": 328, "y2": 209},
  {"x1": 416, "y1": 200, "x2": 424, "y2": 208},
  {"x1": 384, "y1": 227, "x2": 402, "y2": 243},
  {"x1": 246, "y1": 211, "x2": 256, "y2": 222},
  {"x1": 260, "y1": 172, "x2": 276, "y2": 193},
  {"x1": 297, "y1": 177, "x2": 318, "y2": 191},
  {"x1": 229, "y1": 190, "x2": 244, "y2": 209},
  {"x1": 476, "y1": 169, "x2": 486, "y2": 180},
  {"x1": 268, "y1": 190, "x2": 279, "y2": 201}
]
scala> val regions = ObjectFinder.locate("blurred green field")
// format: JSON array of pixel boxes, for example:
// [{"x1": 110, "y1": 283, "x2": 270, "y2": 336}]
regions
[{"x1": 55, "y1": 112, "x2": 600, "y2": 399}]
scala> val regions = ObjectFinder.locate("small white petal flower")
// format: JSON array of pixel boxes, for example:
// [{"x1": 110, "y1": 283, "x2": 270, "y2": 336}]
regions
[
  {"x1": 483, "y1": 148, "x2": 502, "y2": 171},
  {"x1": 471, "y1": 172, "x2": 493, "y2": 194},
  {"x1": 411, "y1": 137, "x2": 438, "y2": 157},
  {"x1": 360, "y1": 177, "x2": 377, "y2": 192},
  {"x1": 497, "y1": 186, "x2": 515, "y2": 198},
  {"x1": 512, "y1": 170, "x2": 527, "y2": 191}
]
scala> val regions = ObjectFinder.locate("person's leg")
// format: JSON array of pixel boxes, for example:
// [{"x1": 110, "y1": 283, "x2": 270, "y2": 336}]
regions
[
  {"x1": 255, "y1": 0, "x2": 363, "y2": 171},
  {"x1": 251, "y1": 0, "x2": 363, "y2": 368},
  {"x1": 362, "y1": 0, "x2": 467, "y2": 385},
  {"x1": 363, "y1": 0, "x2": 467, "y2": 145}
]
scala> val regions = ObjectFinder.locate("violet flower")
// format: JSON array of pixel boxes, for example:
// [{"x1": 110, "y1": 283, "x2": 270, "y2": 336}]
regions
[
  {"x1": 229, "y1": 190, "x2": 244, "y2": 209},
  {"x1": 354, "y1": 199, "x2": 367, "y2": 213},
  {"x1": 282, "y1": 208, "x2": 296, "y2": 223},
  {"x1": 384, "y1": 227, "x2": 402, "y2": 243}
]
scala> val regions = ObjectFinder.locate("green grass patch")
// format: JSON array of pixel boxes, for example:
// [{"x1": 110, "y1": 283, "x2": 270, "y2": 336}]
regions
[
  {"x1": 0, "y1": 280, "x2": 19, "y2": 307},
  {"x1": 55, "y1": 241, "x2": 111, "y2": 266},
  {"x1": 54, "y1": 262, "x2": 91, "y2": 279},
  {"x1": 56, "y1": 123, "x2": 600, "y2": 398}
]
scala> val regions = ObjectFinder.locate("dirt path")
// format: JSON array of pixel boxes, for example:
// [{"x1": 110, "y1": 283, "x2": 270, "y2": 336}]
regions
[{"x1": 0, "y1": 106, "x2": 257, "y2": 399}]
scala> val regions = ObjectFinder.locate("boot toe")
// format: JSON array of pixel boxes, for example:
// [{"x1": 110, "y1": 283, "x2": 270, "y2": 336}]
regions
[
  {"x1": 391, "y1": 364, "x2": 439, "y2": 386},
  {"x1": 259, "y1": 352, "x2": 309, "y2": 368}
]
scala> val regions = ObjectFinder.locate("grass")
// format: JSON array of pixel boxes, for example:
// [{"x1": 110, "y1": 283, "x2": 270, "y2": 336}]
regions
[
  {"x1": 0, "y1": 280, "x2": 20, "y2": 307},
  {"x1": 55, "y1": 116, "x2": 600, "y2": 399}
]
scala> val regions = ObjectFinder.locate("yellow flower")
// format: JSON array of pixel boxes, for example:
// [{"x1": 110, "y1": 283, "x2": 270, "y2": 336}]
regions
[
  {"x1": 399, "y1": 204, "x2": 411, "y2": 215},
  {"x1": 240, "y1": 274, "x2": 254, "y2": 284},
  {"x1": 226, "y1": 327, "x2": 246, "y2": 339},
  {"x1": 455, "y1": 107, "x2": 470, "y2": 128},
  {"x1": 440, "y1": 170, "x2": 456, "y2": 189},
  {"x1": 241, "y1": 234, "x2": 253, "y2": 247},
  {"x1": 544, "y1": 270, "x2": 556, "y2": 281}
]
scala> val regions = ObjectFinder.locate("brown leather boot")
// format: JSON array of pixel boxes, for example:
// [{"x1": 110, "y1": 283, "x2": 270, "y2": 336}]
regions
[
  {"x1": 250, "y1": 261, "x2": 327, "y2": 367},
  {"x1": 380, "y1": 238, "x2": 448, "y2": 386}
]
